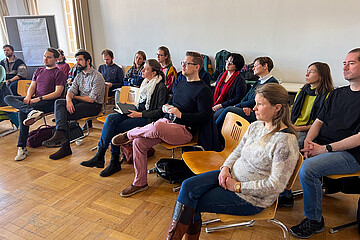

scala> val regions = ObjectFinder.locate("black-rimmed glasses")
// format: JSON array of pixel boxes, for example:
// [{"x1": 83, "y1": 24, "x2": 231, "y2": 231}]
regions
[{"x1": 181, "y1": 61, "x2": 197, "y2": 67}]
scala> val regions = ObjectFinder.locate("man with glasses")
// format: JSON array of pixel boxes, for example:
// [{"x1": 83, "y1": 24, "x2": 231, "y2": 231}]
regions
[
  {"x1": 4, "y1": 47, "x2": 66, "y2": 161},
  {"x1": 111, "y1": 51, "x2": 213, "y2": 197}
]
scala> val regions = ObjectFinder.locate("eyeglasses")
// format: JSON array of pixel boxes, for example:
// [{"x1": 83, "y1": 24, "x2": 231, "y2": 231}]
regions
[
  {"x1": 225, "y1": 60, "x2": 234, "y2": 65},
  {"x1": 181, "y1": 61, "x2": 198, "y2": 67},
  {"x1": 156, "y1": 53, "x2": 165, "y2": 57}
]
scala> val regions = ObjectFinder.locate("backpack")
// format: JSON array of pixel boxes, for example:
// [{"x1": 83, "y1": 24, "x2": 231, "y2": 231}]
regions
[
  {"x1": 210, "y1": 50, "x2": 230, "y2": 81},
  {"x1": 155, "y1": 158, "x2": 195, "y2": 184},
  {"x1": 240, "y1": 63, "x2": 259, "y2": 85},
  {"x1": 201, "y1": 54, "x2": 213, "y2": 74}
]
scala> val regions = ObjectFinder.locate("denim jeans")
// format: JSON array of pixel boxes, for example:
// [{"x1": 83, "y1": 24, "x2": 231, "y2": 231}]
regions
[
  {"x1": 98, "y1": 112, "x2": 148, "y2": 155},
  {"x1": 300, "y1": 151, "x2": 360, "y2": 221},
  {"x1": 177, "y1": 170, "x2": 264, "y2": 221},
  {"x1": 215, "y1": 106, "x2": 256, "y2": 132},
  {"x1": 9, "y1": 79, "x2": 19, "y2": 96},
  {"x1": 4, "y1": 95, "x2": 55, "y2": 147}
]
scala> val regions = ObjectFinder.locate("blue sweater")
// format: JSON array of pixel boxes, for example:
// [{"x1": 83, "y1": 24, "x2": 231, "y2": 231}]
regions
[{"x1": 235, "y1": 77, "x2": 278, "y2": 108}]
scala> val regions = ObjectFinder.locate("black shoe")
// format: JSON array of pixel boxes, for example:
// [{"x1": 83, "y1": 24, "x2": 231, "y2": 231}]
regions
[
  {"x1": 42, "y1": 130, "x2": 67, "y2": 148},
  {"x1": 290, "y1": 217, "x2": 325, "y2": 239},
  {"x1": 100, "y1": 155, "x2": 121, "y2": 177},
  {"x1": 80, "y1": 146, "x2": 106, "y2": 168},
  {"x1": 49, "y1": 142, "x2": 72, "y2": 160},
  {"x1": 277, "y1": 195, "x2": 294, "y2": 208},
  {"x1": 82, "y1": 120, "x2": 93, "y2": 132}
]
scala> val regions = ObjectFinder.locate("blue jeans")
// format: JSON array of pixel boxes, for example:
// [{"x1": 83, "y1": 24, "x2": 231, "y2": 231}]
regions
[
  {"x1": 300, "y1": 151, "x2": 360, "y2": 221},
  {"x1": 4, "y1": 95, "x2": 55, "y2": 147},
  {"x1": 98, "y1": 113, "x2": 148, "y2": 155},
  {"x1": 215, "y1": 106, "x2": 256, "y2": 132},
  {"x1": 9, "y1": 79, "x2": 20, "y2": 96},
  {"x1": 177, "y1": 170, "x2": 264, "y2": 221}
]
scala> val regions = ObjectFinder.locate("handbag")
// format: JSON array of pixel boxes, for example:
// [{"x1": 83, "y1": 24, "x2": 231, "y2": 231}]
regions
[
  {"x1": 27, "y1": 125, "x2": 56, "y2": 148},
  {"x1": 120, "y1": 143, "x2": 155, "y2": 164},
  {"x1": 68, "y1": 121, "x2": 83, "y2": 142}
]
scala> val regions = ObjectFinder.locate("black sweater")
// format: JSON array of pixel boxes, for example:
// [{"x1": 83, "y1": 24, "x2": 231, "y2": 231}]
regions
[{"x1": 169, "y1": 80, "x2": 212, "y2": 135}]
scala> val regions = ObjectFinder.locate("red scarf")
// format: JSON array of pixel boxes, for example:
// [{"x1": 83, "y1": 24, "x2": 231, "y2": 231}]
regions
[{"x1": 213, "y1": 71, "x2": 240, "y2": 106}]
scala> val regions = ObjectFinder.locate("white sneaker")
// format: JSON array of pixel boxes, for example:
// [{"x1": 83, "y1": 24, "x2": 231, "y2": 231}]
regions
[
  {"x1": 23, "y1": 110, "x2": 45, "y2": 126},
  {"x1": 15, "y1": 147, "x2": 29, "y2": 161}
]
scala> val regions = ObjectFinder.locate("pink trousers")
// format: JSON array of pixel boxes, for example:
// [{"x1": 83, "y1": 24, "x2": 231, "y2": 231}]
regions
[{"x1": 127, "y1": 118, "x2": 193, "y2": 186}]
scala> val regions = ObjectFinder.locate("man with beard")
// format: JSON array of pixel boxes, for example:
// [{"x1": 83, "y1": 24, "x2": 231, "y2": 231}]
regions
[
  {"x1": 0, "y1": 44, "x2": 27, "y2": 96},
  {"x1": 42, "y1": 50, "x2": 105, "y2": 160},
  {"x1": 4, "y1": 47, "x2": 66, "y2": 161}
]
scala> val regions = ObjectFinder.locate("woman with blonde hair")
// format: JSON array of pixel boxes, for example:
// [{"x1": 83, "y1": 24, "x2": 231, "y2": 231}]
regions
[{"x1": 166, "y1": 83, "x2": 299, "y2": 240}]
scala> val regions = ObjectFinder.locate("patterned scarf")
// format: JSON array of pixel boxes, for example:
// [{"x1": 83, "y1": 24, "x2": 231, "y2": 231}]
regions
[{"x1": 136, "y1": 75, "x2": 163, "y2": 110}]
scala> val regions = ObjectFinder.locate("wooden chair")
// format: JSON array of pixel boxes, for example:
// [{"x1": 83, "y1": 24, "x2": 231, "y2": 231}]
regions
[
  {"x1": 182, "y1": 112, "x2": 250, "y2": 174},
  {"x1": 327, "y1": 171, "x2": 360, "y2": 234},
  {"x1": 203, "y1": 154, "x2": 304, "y2": 239},
  {"x1": 118, "y1": 85, "x2": 140, "y2": 105},
  {"x1": 125, "y1": 65, "x2": 132, "y2": 74},
  {"x1": 71, "y1": 86, "x2": 109, "y2": 143}
]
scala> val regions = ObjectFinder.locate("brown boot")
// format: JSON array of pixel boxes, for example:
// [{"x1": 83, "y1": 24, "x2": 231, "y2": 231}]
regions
[
  {"x1": 111, "y1": 132, "x2": 131, "y2": 146},
  {"x1": 49, "y1": 142, "x2": 72, "y2": 160},
  {"x1": 185, "y1": 220, "x2": 202, "y2": 240},
  {"x1": 166, "y1": 201, "x2": 195, "y2": 240},
  {"x1": 42, "y1": 130, "x2": 67, "y2": 148}
]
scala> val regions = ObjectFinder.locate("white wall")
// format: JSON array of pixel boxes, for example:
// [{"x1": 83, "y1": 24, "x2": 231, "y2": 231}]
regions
[
  {"x1": 37, "y1": 0, "x2": 69, "y2": 56},
  {"x1": 88, "y1": 0, "x2": 360, "y2": 87}
]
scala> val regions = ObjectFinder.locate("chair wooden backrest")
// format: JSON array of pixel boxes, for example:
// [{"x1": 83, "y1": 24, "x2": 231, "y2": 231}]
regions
[
  {"x1": 68, "y1": 62, "x2": 75, "y2": 68},
  {"x1": 119, "y1": 86, "x2": 140, "y2": 105},
  {"x1": 221, "y1": 112, "x2": 250, "y2": 157},
  {"x1": 17, "y1": 80, "x2": 32, "y2": 97},
  {"x1": 125, "y1": 65, "x2": 132, "y2": 74}
]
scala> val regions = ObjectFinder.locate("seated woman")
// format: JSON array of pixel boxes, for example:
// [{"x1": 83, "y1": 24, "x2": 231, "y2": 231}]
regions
[
  {"x1": 278, "y1": 62, "x2": 334, "y2": 208},
  {"x1": 166, "y1": 83, "x2": 299, "y2": 240},
  {"x1": 212, "y1": 53, "x2": 247, "y2": 119},
  {"x1": 56, "y1": 49, "x2": 71, "y2": 77},
  {"x1": 123, "y1": 51, "x2": 146, "y2": 87},
  {"x1": 291, "y1": 62, "x2": 334, "y2": 149},
  {"x1": 80, "y1": 59, "x2": 168, "y2": 177},
  {"x1": 157, "y1": 46, "x2": 177, "y2": 93}
]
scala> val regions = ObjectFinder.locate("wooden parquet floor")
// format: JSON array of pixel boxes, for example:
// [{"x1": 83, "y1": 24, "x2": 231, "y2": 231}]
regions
[{"x1": 0, "y1": 113, "x2": 359, "y2": 239}]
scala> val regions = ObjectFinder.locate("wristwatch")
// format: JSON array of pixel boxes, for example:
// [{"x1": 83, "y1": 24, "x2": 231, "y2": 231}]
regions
[
  {"x1": 39, "y1": 96, "x2": 43, "y2": 101},
  {"x1": 234, "y1": 182, "x2": 241, "y2": 193},
  {"x1": 326, "y1": 144, "x2": 333, "y2": 152}
]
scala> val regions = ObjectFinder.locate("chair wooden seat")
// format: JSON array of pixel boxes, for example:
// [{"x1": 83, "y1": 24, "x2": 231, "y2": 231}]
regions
[
  {"x1": 182, "y1": 151, "x2": 227, "y2": 175},
  {"x1": 0, "y1": 106, "x2": 19, "y2": 113},
  {"x1": 204, "y1": 153, "x2": 304, "y2": 239}
]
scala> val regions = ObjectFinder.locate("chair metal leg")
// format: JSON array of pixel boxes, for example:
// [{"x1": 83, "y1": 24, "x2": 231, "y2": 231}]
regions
[
  {"x1": 70, "y1": 121, "x2": 90, "y2": 143},
  {"x1": 0, "y1": 122, "x2": 18, "y2": 137},
  {"x1": 329, "y1": 221, "x2": 358, "y2": 234},
  {"x1": 173, "y1": 185, "x2": 181, "y2": 192},
  {"x1": 268, "y1": 219, "x2": 289, "y2": 239},
  {"x1": 202, "y1": 218, "x2": 221, "y2": 226},
  {"x1": 292, "y1": 189, "x2": 303, "y2": 197},
  {"x1": 91, "y1": 146, "x2": 98, "y2": 151},
  {"x1": 205, "y1": 220, "x2": 254, "y2": 233}
]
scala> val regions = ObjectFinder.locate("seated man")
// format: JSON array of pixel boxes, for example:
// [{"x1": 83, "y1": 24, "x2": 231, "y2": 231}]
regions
[
  {"x1": 0, "y1": 44, "x2": 28, "y2": 96},
  {"x1": 4, "y1": 47, "x2": 66, "y2": 161},
  {"x1": 290, "y1": 48, "x2": 360, "y2": 239},
  {"x1": 0, "y1": 65, "x2": 10, "y2": 106},
  {"x1": 98, "y1": 49, "x2": 124, "y2": 96},
  {"x1": 42, "y1": 50, "x2": 105, "y2": 160},
  {"x1": 112, "y1": 51, "x2": 213, "y2": 197},
  {"x1": 215, "y1": 56, "x2": 278, "y2": 130}
]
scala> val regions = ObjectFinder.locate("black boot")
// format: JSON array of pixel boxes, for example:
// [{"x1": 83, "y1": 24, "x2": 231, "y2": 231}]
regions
[
  {"x1": 80, "y1": 147, "x2": 106, "y2": 168},
  {"x1": 42, "y1": 130, "x2": 67, "y2": 148},
  {"x1": 100, "y1": 154, "x2": 121, "y2": 177},
  {"x1": 185, "y1": 219, "x2": 202, "y2": 240},
  {"x1": 49, "y1": 142, "x2": 72, "y2": 160},
  {"x1": 166, "y1": 201, "x2": 195, "y2": 240}
]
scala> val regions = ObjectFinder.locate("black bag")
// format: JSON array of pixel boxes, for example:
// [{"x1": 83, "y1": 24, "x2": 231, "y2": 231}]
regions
[
  {"x1": 27, "y1": 125, "x2": 56, "y2": 148},
  {"x1": 68, "y1": 121, "x2": 83, "y2": 141},
  {"x1": 155, "y1": 158, "x2": 195, "y2": 184}
]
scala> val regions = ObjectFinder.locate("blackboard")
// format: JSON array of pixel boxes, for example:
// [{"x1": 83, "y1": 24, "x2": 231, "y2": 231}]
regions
[{"x1": 4, "y1": 15, "x2": 58, "y2": 79}]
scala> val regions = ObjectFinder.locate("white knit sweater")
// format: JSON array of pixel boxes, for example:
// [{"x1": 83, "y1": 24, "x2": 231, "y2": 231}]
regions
[{"x1": 222, "y1": 121, "x2": 299, "y2": 208}]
